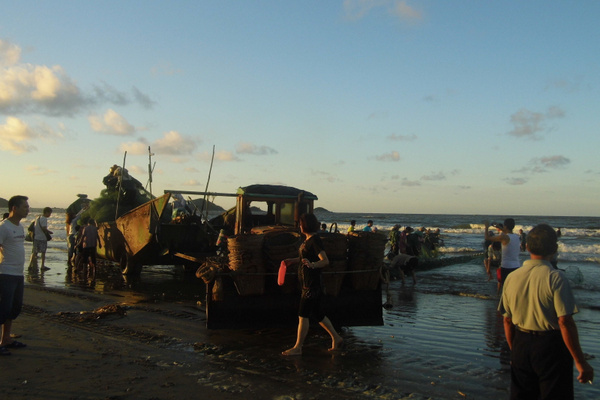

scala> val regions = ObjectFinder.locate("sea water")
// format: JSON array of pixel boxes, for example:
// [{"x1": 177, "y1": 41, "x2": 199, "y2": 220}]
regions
[
  {"x1": 26, "y1": 208, "x2": 600, "y2": 301},
  {"x1": 27, "y1": 209, "x2": 600, "y2": 261}
]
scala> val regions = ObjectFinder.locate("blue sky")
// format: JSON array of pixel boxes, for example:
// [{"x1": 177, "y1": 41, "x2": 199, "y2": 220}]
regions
[{"x1": 1, "y1": 1, "x2": 599, "y2": 216}]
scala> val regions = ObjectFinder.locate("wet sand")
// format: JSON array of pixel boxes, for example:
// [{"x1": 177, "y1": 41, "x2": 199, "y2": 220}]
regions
[{"x1": 4, "y1": 245, "x2": 598, "y2": 399}]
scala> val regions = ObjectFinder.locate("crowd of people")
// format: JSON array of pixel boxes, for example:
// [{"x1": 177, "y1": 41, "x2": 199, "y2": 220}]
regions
[
  {"x1": 386, "y1": 225, "x2": 444, "y2": 258},
  {"x1": 483, "y1": 217, "x2": 594, "y2": 398},
  {"x1": 344, "y1": 221, "x2": 445, "y2": 285},
  {"x1": 66, "y1": 199, "x2": 101, "y2": 281}
]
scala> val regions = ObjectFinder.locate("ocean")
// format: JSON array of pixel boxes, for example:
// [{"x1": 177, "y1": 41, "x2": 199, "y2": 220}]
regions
[
  {"x1": 30, "y1": 209, "x2": 600, "y2": 263},
  {"x1": 23, "y1": 209, "x2": 600, "y2": 398}
]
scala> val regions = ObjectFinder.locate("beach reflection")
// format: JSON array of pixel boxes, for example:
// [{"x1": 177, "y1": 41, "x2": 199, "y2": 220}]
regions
[{"x1": 22, "y1": 247, "x2": 600, "y2": 399}]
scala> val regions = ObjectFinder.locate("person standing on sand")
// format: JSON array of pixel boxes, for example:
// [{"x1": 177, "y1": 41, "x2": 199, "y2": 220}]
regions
[
  {"x1": 67, "y1": 200, "x2": 89, "y2": 266},
  {"x1": 484, "y1": 218, "x2": 520, "y2": 288},
  {"x1": 498, "y1": 224, "x2": 593, "y2": 399},
  {"x1": 80, "y1": 219, "x2": 101, "y2": 269},
  {"x1": 29, "y1": 206, "x2": 53, "y2": 271},
  {"x1": 282, "y1": 213, "x2": 343, "y2": 356},
  {"x1": 0, "y1": 195, "x2": 30, "y2": 355},
  {"x1": 519, "y1": 229, "x2": 527, "y2": 252}
]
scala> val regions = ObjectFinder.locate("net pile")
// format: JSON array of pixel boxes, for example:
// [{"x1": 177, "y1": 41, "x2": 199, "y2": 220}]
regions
[
  {"x1": 348, "y1": 231, "x2": 387, "y2": 290},
  {"x1": 263, "y1": 230, "x2": 302, "y2": 293},
  {"x1": 227, "y1": 234, "x2": 265, "y2": 295},
  {"x1": 263, "y1": 231, "x2": 302, "y2": 271},
  {"x1": 319, "y1": 232, "x2": 348, "y2": 296}
]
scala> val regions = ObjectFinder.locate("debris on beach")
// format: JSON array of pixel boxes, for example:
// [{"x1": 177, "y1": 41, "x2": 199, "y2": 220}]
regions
[{"x1": 57, "y1": 304, "x2": 128, "y2": 322}]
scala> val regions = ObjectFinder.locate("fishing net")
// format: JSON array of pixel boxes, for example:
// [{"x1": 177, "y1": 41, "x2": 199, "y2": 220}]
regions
[
  {"x1": 262, "y1": 230, "x2": 302, "y2": 294},
  {"x1": 348, "y1": 231, "x2": 387, "y2": 290},
  {"x1": 319, "y1": 232, "x2": 348, "y2": 296},
  {"x1": 227, "y1": 234, "x2": 265, "y2": 296},
  {"x1": 563, "y1": 266, "x2": 584, "y2": 285}
]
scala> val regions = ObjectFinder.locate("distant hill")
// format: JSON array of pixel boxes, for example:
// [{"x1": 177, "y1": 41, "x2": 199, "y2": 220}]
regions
[
  {"x1": 189, "y1": 198, "x2": 225, "y2": 213},
  {"x1": 0, "y1": 198, "x2": 7, "y2": 209},
  {"x1": 314, "y1": 207, "x2": 332, "y2": 213}
]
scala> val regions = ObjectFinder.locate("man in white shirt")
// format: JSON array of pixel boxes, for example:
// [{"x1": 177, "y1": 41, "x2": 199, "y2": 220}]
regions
[
  {"x1": 30, "y1": 206, "x2": 53, "y2": 271},
  {"x1": 0, "y1": 195, "x2": 30, "y2": 355}
]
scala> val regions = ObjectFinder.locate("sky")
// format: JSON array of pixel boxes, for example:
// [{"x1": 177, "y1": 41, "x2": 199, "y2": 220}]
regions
[{"x1": 1, "y1": 1, "x2": 599, "y2": 216}]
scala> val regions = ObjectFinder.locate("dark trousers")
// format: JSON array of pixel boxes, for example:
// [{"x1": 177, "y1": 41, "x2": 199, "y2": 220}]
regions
[
  {"x1": 511, "y1": 329, "x2": 574, "y2": 400},
  {"x1": 0, "y1": 275, "x2": 24, "y2": 324}
]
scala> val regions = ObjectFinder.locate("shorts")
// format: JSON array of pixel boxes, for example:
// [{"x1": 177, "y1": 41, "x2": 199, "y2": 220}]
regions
[
  {"x1": 0, "y1": 274, "x2": 24, "y2": 324},
  {"x1": 32, "y1": 239, "x2": 48, "y2": 253},
  {"x1": 499, "y1": 267, "x2": 517, "y2": 285},
  {"x1": 81, "y1": 247, "x2": 97, "y2": 265}
]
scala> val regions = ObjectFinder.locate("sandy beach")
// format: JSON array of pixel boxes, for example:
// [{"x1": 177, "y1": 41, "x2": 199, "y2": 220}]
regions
[{"x1": 2, "y1": 243, "x2": 598, "y2": 400}]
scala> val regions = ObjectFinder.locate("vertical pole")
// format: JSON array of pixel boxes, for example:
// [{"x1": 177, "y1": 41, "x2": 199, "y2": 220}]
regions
[
  {"x1": 147, "y1": 146, "x2": 154, "y2": 195},
  {"x1": 201, "y1": 145, "x2": 216, "y2": 221},
  {"x1": 115, "y1": 151, "x2": 127, "y2": 220}
]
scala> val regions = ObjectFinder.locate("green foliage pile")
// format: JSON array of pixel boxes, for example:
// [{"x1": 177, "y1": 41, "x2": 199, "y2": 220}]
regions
[{"x1": 79, "y1": 189, "x2": 137, "y2": 224}]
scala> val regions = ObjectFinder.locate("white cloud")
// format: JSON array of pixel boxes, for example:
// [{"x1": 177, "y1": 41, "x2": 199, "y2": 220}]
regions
[
  {"x1": 0, "y1": 116, "x2": 35, "y2": 154},
  {"x1": 505, "y1": 177, "x2": 528, "y2": 186},
  {"x1": 401, "y1": 178, "x2": 421, "y2": 186},
  {"x1": 153, "y1": 131, "x2": 199, "y2": 155},
  {"x1": 25, "y1": 164, "x2": 57, "y2": 176},
  {"x1": 507, "y1": 106, "x2": 565, "y2": 139},
  {"x1": 387, "y1": 133, "x2": 417, "y2": 142},
  {"x1": 197, "y1": 150, "x2": 239, "y2": 162},
  {"x1": 538, "y1": 155, "x2": 570, "y2": 169},
  {"x1": 515, "y1": 155, "x2": 571, "y2": 174},
  {"x1": 182, "y1": 179, "x2": 202, "y2": 187},
  {"x1": 374, "y1": 151, "x2": 400, "y2": 161},
  {"x1": 119, "y1": 139, "x2": 149, "y2": 155},
  {"x1": 390, "y1": 0, "x2": 423, "y2": 22},
  {"x1": 343, "y1": 0, "x2": 422, "y2": 23},
  {"x1": 118, "y1": 131, "x2": 201, "y2": 156},
  {"x1": 89, "y1": 109, "x2": 136, "y2": 136},
  {"x1": 150, "y1": 62, "x2": 183, "y2": 77},
  {"x1": 236, "y1": 142, "x2": 277, "y2": 155},
  {"x1": 127, "y1": 165, "x2": 146, "y2": 176},
  {"x1": 421, "y1": 171, "x2": 446, "y2": 181},
  {"x1": 0, "y1": 39, "x2": 154, "y2": 116},
  {"x1": 0, "y1": 39, "x2": 21, "y2": 67},
  {"x1": 0, "y1": 63, "x2": 84, "y2": 116},
  {"x1": 0, "y1": 116, "x2": 64, "y2": 154}
]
